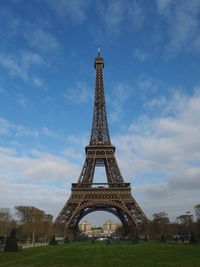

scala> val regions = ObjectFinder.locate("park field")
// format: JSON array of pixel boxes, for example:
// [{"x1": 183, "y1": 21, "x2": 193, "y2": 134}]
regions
[{"x1": 0, "y1": 241, "x2": 200, "y2": 267}]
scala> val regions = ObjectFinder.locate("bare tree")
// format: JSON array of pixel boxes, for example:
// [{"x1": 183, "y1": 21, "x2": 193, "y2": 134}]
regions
[
  {"x1": 194, "y1": 204, "x2": 200, "y2": 222},
  {"x1": 193, "y1": 204, "x2": 200, "y2": 241},
  {"x1": 176, "y1": 213, "x2": 193, "y2": 226},
  {"x1": 176, "y1": 211, "x2": 194, "y2": 237},
  {"x1": 113, "y1": 225, "x2": 126, "y2": 238},
  {"x1": 43, "y1": 214, "x2": 53, "y2": 241},
  {"x1": 0, "y1": 208, "x2": 16, "y2": 236},
  {"x1": 15, "y1": 206, "x2": 53, "y2": 244},
  {"x1": 152, "y1": 211, "x2": 170, "y2": 240}
]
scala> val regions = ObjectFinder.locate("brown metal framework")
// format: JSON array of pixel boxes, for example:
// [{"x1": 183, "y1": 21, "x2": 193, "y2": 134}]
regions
[{"x1": 54, "y1": 50, "x2": 147, "y2": 235}]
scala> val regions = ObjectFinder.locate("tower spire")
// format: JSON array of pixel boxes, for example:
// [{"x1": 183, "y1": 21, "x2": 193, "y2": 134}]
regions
[
  {"x1": 98, "y1": 47, "x2": 100, "y2": 57},
  {"x1": 90, "y1": 51, "x2": 111, "y2": 145}
]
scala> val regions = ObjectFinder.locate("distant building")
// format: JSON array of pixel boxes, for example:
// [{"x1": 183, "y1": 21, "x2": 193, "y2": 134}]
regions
[
  {"x1": 79, "y1": 220, "x2": 121, "y2": 237},
  {"x1": 103, "y1": 220, "x2": 121, "y2": 235},
  {"x1": 79, "y1": 220, "x2": 92, "y2": 232}
]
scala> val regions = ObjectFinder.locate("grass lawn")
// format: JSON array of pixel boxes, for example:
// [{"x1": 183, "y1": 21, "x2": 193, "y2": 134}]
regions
[{"x1": 0, "y1": 241, "x2": 200, "y2": 267}]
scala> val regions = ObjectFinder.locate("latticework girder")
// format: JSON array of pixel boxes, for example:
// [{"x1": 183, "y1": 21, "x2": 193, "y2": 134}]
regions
[
  {"x1": 54, "y1": 50, "x2": 147, "y2": 236},
  {"x1": 90, "y1": 54, "x2": 110, "y2": 145}
]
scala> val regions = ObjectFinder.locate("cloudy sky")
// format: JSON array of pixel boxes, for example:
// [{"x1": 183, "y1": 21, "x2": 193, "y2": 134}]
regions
[{"x1": 0, "y1": 0, "x2": 200, "y2": 225}]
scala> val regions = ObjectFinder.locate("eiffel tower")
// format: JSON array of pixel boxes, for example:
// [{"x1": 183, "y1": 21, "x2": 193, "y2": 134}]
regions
[{"x1": 54, "y1": 49, "x2": 147, "y2": 236}]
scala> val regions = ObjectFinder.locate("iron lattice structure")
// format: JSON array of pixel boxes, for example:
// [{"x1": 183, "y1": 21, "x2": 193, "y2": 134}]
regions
[{"x1": 54, "y1": 50, "x2": 147, "y2": 236}]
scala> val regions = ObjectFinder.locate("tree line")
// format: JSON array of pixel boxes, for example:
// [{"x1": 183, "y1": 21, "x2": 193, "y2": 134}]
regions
[
  {"x1": 0, "y1": 204, "x2": 200, "y2": 244},
  {"x1": 0, "y1": 206, "x2": 53, "y2": 245},
  {"x1": 116, "y1": 204, "x2": 200, "y2": 242}
]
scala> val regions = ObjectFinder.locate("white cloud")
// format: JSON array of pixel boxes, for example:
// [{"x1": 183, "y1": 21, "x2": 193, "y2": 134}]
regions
[
  {"x1": 109, "y1": 82, "x2": 132, "y2": 123},
  {"x1": 0, "y1": 118, "x2": 11, "y2": 135},
  {"x1": 0, "y1": 86, "x2": 6, "y2": 95},
  {"x1": 0, "y1": 50, "x2": 44, "y2": 87},
  {"x1": 96, "y1": 0, "x2": 145, "y2": 34},
  {"x1": 0, "y1": 143, "x2": 82, "y2": 218},
  {"x1": 32, "y1": 77, "x2": 45, "y2": 88},
  {"x1": 1, "y1": 85, "x2": 200, "y2": 221},
  {"x1": 115, "y1": 90, "x2": 200, "y2": 176},
  {"x1": 136, "y1": 182, "x2": 200, "y2": 220},
  {"x1": 64, "y1": 81, "x2": 92, "y2": 103},
  {"x1": 67, "y1": 134, "x2": 89, "y2": 147},
  {"x1": 22, "y1": 158, "x2": 77, "y2": 183},
  {"x1": 0, "y1": 54, "x2": 27, "y2": 80},
  {"x1": 134, "y1": 49, "x2": 146, "y2": 61},
  {"x1": 0, "y1": 7, "x2": 21, "y2": 38},
  {"x1": 169, "y1": 167, "x2": 200, "y2": 190},
  {"x1": 46, "y1": 0, "x2": 90, "y2": 24},
  {"x1": 0, "y1": 179, "x2": 70, "y2": 218},
  {"x1": 0, "y1": 147, "x2": 80, "y2": 184},
  {"x1": 112, "y1": 89, "x2": 200, "y2": 219},
  {"x1": 156, "y1": 0, "x2": 173, "y2": 14},
  {"x1": 156, "y1": 0, "x2": 200, "y2": 56},
  {"x1": 24, "y1": 27, "x2": 61, "y2": 52},
  {"x1": 192, "y1": 34, "x2": 200, "y2": 53},
  {"x1": 137, "y1": 74, "x2": 160, "y2": 94},
  {"x1": 42, "y1": 127, "x2": 58, "y2": 138},
  {"x1": 0, "y1": 117, "x2": 38, "y2": 138},
  {"x1": 0, "y1": 7, "x2": 60, "y2": 88},
  {"x1": 0, "y1": 147, "x2": 17, "y2": 156},
  {"x1": 98, "y1": 0, "x2": 125, "y2": 33},
  {"x1": 16, "y1": 93, "x2": 30, "y2": 108},
  {"x1": 0, "y1": 117, "x2": 68, "y2": 142},
  {"x1": 61, "y1": 147, "x2": 84, "y2": 162},
  {"x1": 127, "y1": 0, "x2": 145, "y2": 30}
]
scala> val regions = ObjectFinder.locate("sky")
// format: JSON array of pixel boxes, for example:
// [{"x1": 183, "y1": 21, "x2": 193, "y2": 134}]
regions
[{"x1": 0, "y1": 0, "x2": 200, "y2": 226}]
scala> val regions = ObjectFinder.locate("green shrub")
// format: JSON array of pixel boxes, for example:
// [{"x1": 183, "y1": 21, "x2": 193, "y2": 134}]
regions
[
  {"x1": 64, "y1": 237, "x2": 69, "y2": 243},
  {"x1": 49, "y1": 235, "x2": 58, "y2": 245},
  {"x1": 190, "y1": 232, "x2": 197, "y2": 243},
  {"x1": 4, "y1": 228, "x2": 19, "y2": 252}
]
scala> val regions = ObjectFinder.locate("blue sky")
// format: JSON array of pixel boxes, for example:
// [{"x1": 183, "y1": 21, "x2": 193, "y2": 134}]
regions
[{"x1": 0, "y1": 0, "x2": 200, "y2": 225}]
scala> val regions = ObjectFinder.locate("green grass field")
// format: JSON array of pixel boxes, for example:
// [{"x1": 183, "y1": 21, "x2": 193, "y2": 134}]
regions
[{"x1": 0, "y1": 241, "x2": 200, "y2": 267}]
